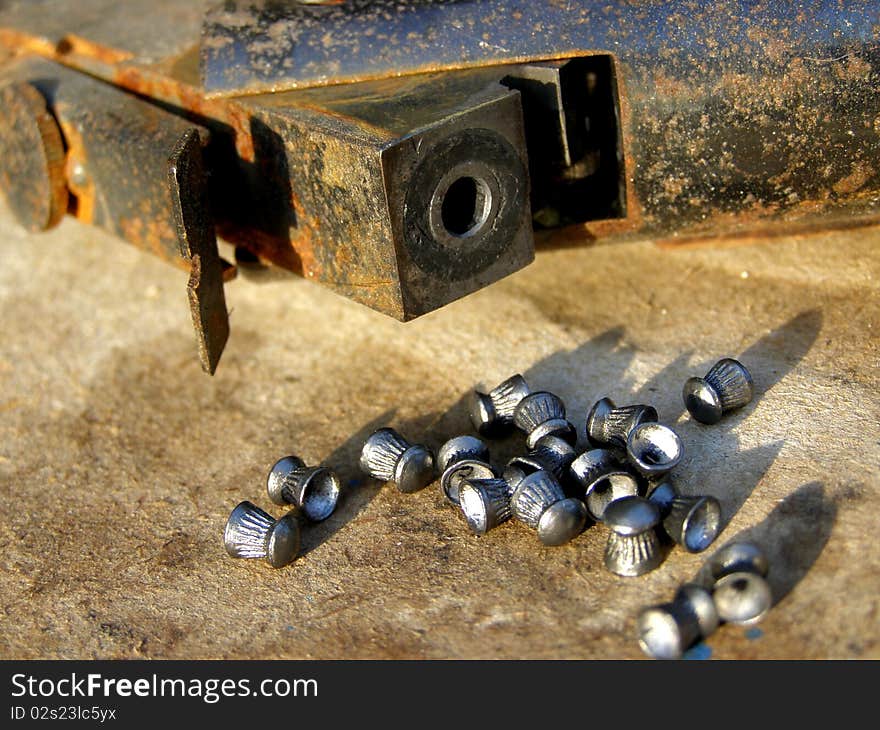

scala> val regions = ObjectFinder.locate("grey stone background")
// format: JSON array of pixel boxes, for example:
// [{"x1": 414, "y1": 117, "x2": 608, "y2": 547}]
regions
[{"x1": 1, "y1": 204, "x2": 877, "y2": 658}]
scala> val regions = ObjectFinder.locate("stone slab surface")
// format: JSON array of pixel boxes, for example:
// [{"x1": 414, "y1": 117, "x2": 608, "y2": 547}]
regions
[{"x1": 0, "y1": 205, "x2": 877, "y2": 659}]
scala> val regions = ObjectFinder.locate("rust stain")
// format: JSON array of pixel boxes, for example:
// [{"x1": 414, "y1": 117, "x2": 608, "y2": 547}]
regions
[
  {"x1": 833, "y1": 161, "x2": 875, "y2": 195},
  {"x1": 0, "y1": 28, "x2": 55, "y2": 58},
  {"x1": 214, "y1": 222, "x2": 303, "y2": 275},
  {"x1": 834, "y1": 53, "x2": 872, "y2": 82},
  {"x1": 119, "y1": 215, "x2": 144, "y2": 251},
  {"x1": 656, "y1": 209, "x2": 880, "y2": 249},
  {"x1": 119, "y1": 198, "x2": 180, "y2": 267},
  {"x1": 0, "y1": 27, "x2": 257, "y2": 162},
  {"x1": 140, "y1": 195, "x2": 176, "y2": 263},
  {"x1": 57, "y1": 116, "x2": 95, "y2": 224},
  {"x1": 112, "y1": 66, "x2": 256, "y2": 161},
  {"x1": 288, "y1": 190, "x2": 323, "y2": 280},
  {"x1": 200, "y1": 49, "x2": 621, "y2": 98},
  {"x1": 650, "y1": 70, "x2": 694, "y2": 99},
  {"x1": 2, "y1": 8, "x2": 877, "y2": 295},
  {"x1": 604, "y1": 60, "x2": 643, "y2": 234},
  {"x1": 247, "y1": 93, "x2": 398, "y2": 141},
  {"x1": 55, "y1": 34, "x2": 133, "y2": 65}
]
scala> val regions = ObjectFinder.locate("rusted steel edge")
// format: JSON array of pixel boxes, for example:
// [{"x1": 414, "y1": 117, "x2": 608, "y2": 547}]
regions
[
  {"x1": 0, "y1": 28, "x2": 257, "y2": 161},
  {"x1": 199, "y1": 0, "x2": 878, "y2": 99},
  {"x1": 0, "y1": 29, "x2": 322, "y2": 279},
  {"x1": 0, "y1": 28, "x2": 642, "y2": 268},
  {"x1": 0, "y1": 27, "x2": 540, "y2": 154},
  {"x1": 2, "y1": 25, "x2": 872, "y2": 256},
  {"x1": 654, "y1": 210, "x2": 880, "y2": 250},
  {"x1": 169, "y1": 128, "x2": 230, "y2": 375},
  {"x1": 202, "y1": 50, "x2": 615, "y2": 99}
]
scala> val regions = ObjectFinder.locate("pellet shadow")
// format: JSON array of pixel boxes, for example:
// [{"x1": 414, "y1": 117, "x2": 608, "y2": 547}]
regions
[
  {"x1": 671, "y1": 308, "x2": 823, "y2": 426},
  {"x1": 424, "y1": 326, "x2": 636, "y2": 467},
  {"x1": 528, "y1": 325, "x2": 637, "y2": 457},
  {"x1": 386, "y1": 312, "x2": 821, "y2": 554},
  {"x1": 298, "y1": 410, "x2": 396, "y2": 556},
  {"x1": 532, "y1": 225, "x2": 600, "y2": 251},
  {"x1": 681, "y1": 440, "x2": 785, "y2": 534},
  {"x1": 695, "y1": 481, "x2": 836, "y2": 605},
  {"x1": 524, "y1": 325, "x2": 635, "y2": 411},
  {"x1": 629, "y1": 349, "x2": 694, "y2": 423},
  {"x1": 664, "y1": 309, "x2": 822, "y2": 532}
]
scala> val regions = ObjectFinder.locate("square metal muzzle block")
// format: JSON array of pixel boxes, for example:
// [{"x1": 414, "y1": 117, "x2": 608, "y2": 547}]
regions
[{"x1": 248, "y1": 74, "x2": 534, "y2": 322}]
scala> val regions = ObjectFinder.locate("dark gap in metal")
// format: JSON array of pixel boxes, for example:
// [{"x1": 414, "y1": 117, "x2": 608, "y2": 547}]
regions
[
  {"x1": 441, "y1": 175, "x2": 489, "y2": 238},
  {"x1": 503, "y1": 55, "x2": 626, "y2": 228}
]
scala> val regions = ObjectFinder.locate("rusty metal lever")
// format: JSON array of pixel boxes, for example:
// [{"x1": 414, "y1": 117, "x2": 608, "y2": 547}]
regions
[{"x1": 169, "y1": 128, "x2": 229, "y2": 375}]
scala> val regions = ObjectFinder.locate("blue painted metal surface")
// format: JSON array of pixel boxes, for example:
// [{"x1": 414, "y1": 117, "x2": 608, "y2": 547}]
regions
[{"x1": 201, "y1": 0, "x2": 879, "y2": 95}]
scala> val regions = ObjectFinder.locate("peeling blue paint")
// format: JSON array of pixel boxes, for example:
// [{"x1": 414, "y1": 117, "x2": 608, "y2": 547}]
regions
[{"x1": 683, "y1": 643, "x2": 712, "y2": 660}]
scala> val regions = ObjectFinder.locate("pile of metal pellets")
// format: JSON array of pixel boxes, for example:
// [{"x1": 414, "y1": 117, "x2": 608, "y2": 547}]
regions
[{"x1": 224, "y1": 357, "x2": 772, "y2": 658}]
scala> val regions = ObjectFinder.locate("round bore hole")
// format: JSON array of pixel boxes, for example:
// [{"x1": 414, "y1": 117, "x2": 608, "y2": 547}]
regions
[{"x1": 440, "y1": 176, "x2": 492, "y2": 238}]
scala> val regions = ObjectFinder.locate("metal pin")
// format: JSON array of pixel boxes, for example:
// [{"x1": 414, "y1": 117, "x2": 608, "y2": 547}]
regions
[
  {"x1": 637, "y1": 584, "x2": 720, "y2": 660},
  {"x1": 513, "y1": 391, "x2": 577, "y2": 450},
  {"x1": 603, "y1": 496, "x2": 664, "y2": 576},
  {"x1": 585, "y1": 397, "x2": 658, "y2": 449},
  {"x1": 683, "y1": 358, "x2": 754, "y2": 424},
  {"x1": 569, "y1": 448, "x2": 640, "y2": 521},
  {"x1": 662, "y1": 495, "x2": 722, "y2": 553},
  {"x1": 224, "y1": 501, "x2": 300, "y2": 568},
  {"x1": 266, "y1": 455, "x2": 341, "y2": 522},
  {"x1": 359, "y1": 427, "x2": 435, "y2": 493},
  {"x1": 469, "y1": 374, "x2": 531, "y2": 437},
  {"x1": 625, "y1": 422, "x2": 683, "y2": 478},
  {"x1": 708, "y1": 542, "x2": 772, "y2": 625},
  {"x1": 510, "y1": 470, "x2": 587, "y2": 546},
  {"x1": 458, "y1": 477, "x2": 513, "y2": 535},
  {"x1": 437, "y1": 435, "x2": 495, "y2": 505}
]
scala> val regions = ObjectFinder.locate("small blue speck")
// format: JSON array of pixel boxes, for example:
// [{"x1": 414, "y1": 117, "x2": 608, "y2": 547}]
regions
[
  {"x1": 285, "y1": 625, "x2": 295, "y2": 632},
  {"x1": 745, "y1": 628, "x2": 764, "y2": 640},
  {"x1": 683, "y1": 643, "x2": 712, "y2": 660}
]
